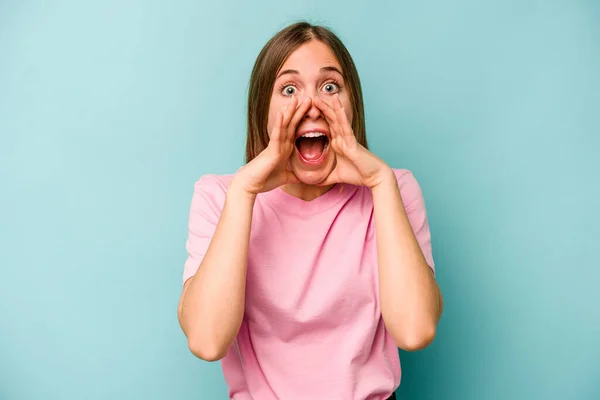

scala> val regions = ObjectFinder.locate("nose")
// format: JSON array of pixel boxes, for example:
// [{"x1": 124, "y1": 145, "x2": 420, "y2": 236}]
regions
[
  {"x1": 302, "y1": 97, "x2": 324, "y2": 121},
  {"x1": 298, "y1": 91, "x2": 324, "y2": 121}
]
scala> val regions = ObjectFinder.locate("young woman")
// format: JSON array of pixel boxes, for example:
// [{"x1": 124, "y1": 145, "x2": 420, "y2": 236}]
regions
[{"x1": 177, "y1": 21, "x2": 443, "y2": 400}]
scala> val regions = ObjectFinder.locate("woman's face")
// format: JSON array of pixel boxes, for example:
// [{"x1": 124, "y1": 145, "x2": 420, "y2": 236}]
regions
[{"x1": 267, "y1": 40, "x2": 353, "y2": 186}]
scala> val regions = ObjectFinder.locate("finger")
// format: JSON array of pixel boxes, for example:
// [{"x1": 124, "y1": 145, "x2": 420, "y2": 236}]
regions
[
  {"x1": 313, "y1": 97, "x2": 344, "y2": 139},
  {"x1": 333, "y1": 94, "x2": 353, "y2": 137},
  {"x1": 281, "y1": 95, "x2": 298, "y2": 128},
  {"x1": 313, "y1": 97, "x2": 343, "y2": 135},
  {"x1": 313, "y1": 97, "x2": 338, "y2": 124},
  {"x1": 268, "y1": 111, "x2": 284, "y2": 146},
  {"x1": 287, "y1": 97, "x2": 313, "y2": 140},
  {"x1": 332, "y1": 92, "x2": 344, "y2": 110}
]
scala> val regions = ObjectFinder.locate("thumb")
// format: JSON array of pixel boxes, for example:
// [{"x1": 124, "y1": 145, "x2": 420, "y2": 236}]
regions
[{"x1": 317, "y1": 173, "x2": 339, "y2": 186}]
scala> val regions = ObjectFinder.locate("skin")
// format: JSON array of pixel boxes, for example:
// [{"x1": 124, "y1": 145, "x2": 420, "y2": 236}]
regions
[
  {"x1": 266, "y1": 40, "x2": 353, "y2": 198},
  {"x1": 177, "y1": 40, "x2": 443, "y2": 361}
]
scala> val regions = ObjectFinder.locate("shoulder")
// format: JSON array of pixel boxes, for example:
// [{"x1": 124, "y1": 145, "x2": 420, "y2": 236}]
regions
[
  {"x1": 189, "y1": 173, "x2": 235, "y2": 211},
  {"x1": 391, "y1": 168, "x2": 422, "y2": 192},
  {"x1": 390, "y1": 168, "x2": 426, "y2": 209},
  {"x1": 193, "y1": 173, "x2": 234, "y2": 194}
]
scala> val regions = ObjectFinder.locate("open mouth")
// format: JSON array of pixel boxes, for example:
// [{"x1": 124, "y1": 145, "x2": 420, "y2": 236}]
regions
[{"x1": 295, "y1": 132, "x2": 330, "y2": 163}]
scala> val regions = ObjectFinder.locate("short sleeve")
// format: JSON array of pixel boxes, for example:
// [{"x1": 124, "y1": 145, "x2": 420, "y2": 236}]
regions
[
  {"x1": 182, "y1": 175, "x2": 227, "y2": 284},
  {"x1": 395, "y1": 169, "x2": 436, "y2": 275}
]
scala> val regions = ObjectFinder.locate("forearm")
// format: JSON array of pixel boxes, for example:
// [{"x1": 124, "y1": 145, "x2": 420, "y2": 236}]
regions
[
  {"x1": 179, "y1": 182, "x2": 255, "y2": 360},
  {"x1": 372, "y1": 170, "x2": 442, "y2": 350}
]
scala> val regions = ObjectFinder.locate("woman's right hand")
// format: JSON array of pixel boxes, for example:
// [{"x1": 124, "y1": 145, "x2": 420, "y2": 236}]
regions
[{"x1": 232, "y1": 95, "x2": 312, "y2": 196}]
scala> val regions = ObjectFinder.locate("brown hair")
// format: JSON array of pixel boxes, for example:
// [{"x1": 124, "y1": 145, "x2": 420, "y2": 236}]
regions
[{"x1": 245, "y1": 21, "x2": 367, "y2": 162}]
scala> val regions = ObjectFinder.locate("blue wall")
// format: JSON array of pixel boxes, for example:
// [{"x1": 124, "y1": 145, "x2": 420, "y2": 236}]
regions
[{"x1": 1, "y1": 1, "x2": 598, "y2": 399}]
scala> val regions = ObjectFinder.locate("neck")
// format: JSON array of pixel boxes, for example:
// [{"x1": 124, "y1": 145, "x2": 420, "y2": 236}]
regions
[{"x1": 280, "y1": 182, "x2": 336, "y2": 201}]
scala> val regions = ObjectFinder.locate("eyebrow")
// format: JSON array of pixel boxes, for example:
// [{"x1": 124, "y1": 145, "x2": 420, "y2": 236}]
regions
[{"x1": 276, "y1": 66, "x2": 344, "y2": 79}]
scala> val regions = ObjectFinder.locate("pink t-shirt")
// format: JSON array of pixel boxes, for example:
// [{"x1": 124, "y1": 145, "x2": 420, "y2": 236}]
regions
[{"x1": 183, "y1": 168, "x2": 435, "y2": 400}]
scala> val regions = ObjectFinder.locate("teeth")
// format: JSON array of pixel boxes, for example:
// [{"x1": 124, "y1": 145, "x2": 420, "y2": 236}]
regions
[{"x1": 301, "y1": 132, "x2": 325, "y2": 138}]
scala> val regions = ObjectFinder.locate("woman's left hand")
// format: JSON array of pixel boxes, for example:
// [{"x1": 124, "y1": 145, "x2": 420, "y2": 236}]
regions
[{"x1": 314, "y1": 94, "x2": 394, "y2": 189}]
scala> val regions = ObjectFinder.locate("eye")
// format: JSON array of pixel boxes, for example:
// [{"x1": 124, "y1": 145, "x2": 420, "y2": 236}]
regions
[
  {"x1": 322, "y1": 82, "x2": 340, "y2": 94},
  {"x1": 281, "y1": 85, "x2": 297, "y2": 96}
]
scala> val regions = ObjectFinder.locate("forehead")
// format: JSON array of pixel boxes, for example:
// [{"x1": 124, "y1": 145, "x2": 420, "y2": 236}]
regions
[{"x1": 279, "y1": 40, "x2": 342, "y2": 73}]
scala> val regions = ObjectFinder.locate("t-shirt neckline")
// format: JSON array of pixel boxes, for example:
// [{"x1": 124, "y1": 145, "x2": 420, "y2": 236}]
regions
[{"x1": 262, "y1": 183, "x2": 359, "y2": 214}]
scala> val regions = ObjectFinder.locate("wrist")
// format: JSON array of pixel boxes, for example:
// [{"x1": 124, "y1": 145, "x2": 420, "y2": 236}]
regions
[
  {"x1": 227, "y1": 178, "x2": 257, "y2": 203},
  {"x1": 370, "y1": 166, "x2": 396, "y2": 191},
  {"x1": 370, "y1": 168, "x2": 407, "y2": 212}
]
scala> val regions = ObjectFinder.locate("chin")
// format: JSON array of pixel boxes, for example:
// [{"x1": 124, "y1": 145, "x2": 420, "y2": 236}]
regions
[{"x1": 293, "y1": 169, "x2": 331, "y2": 185}]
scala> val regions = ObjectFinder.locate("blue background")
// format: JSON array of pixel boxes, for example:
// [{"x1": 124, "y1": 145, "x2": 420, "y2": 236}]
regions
[{"x1": 1, "y1": 1, "x2": 599, "y2": 399}]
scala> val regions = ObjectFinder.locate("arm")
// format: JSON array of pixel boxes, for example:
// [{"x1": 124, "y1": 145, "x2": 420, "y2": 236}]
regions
[
  {"x1": 372, "y1": 169, "x2": 443, "y2": 351},
  {"x1": 177, "y1": 95, "x2": 310, "y2": 361},
  {"x1": 307, "y1": 94, "x2": 442, "y2": 350},
  {"x1": 177, "y1": 181, "x2": 256, "y2": 361}
]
